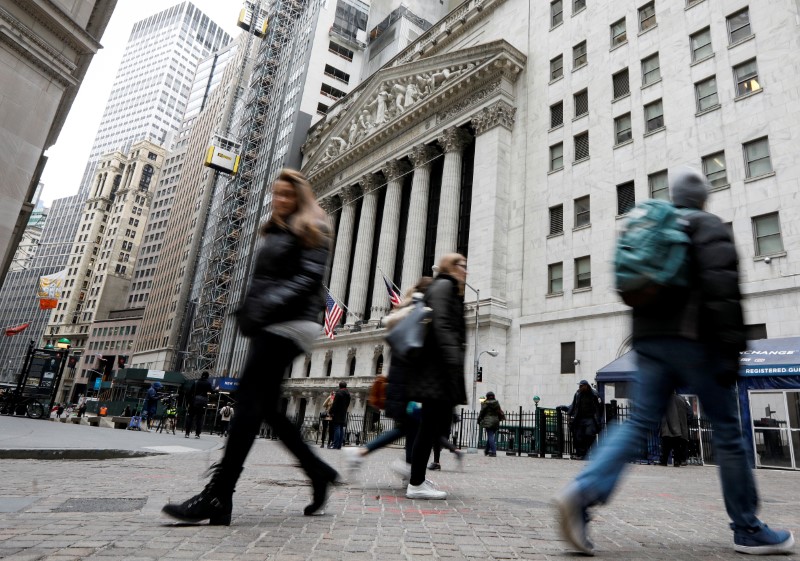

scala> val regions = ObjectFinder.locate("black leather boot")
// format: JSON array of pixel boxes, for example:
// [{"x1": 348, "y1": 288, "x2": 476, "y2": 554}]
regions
[
  {"x1": 304, "y1": 464, "x2": 339, "y2": 516},
  {"x1": 162, "y1": 463, "x2": 238, "y2": 525}
]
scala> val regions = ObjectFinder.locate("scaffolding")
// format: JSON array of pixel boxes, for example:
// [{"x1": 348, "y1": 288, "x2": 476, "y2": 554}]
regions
[{"x1": 189, "y1": 0, "x2": 308, "y2": 374}]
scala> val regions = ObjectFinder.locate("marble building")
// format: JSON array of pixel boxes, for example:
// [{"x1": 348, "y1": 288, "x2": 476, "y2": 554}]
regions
[{"x1": 284, "y1": 0, "x2": 800, "y2": 416}]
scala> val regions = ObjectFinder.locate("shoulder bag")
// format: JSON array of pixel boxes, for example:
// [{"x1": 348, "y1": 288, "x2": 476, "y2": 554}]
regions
[{"x1": 385, "y1": 297, "x2": 432, "y2": 362}]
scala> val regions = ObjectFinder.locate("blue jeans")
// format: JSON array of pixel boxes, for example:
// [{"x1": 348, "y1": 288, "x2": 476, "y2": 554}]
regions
[
  {"x1": 485, "y1": 428, "x2": 497, "y2": 455},
  {"x1": 332, "y1": 423, "x2": 346, "y2": 449},
  {"x1": 573, "y1": 337, "x2": 761, "y2": 530}
]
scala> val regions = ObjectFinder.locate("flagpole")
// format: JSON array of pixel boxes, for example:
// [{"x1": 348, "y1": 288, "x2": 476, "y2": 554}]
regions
[{"x1": 376, "y1": 266, "x2": 402, "y2": 294}]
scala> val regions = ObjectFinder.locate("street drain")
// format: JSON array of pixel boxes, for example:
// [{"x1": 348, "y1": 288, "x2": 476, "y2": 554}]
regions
[{"x1": 58, "y1": 497, "x2": 147, "y2": 512}]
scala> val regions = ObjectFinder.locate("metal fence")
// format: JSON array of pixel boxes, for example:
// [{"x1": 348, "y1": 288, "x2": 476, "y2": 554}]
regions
[{"x1": 248, "y1": 403, "x2": 716, "y2": 465}]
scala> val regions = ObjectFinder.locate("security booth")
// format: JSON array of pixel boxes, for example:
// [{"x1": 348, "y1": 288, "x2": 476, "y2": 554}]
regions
[
  {"x1": 597, "y1": 337, "x2": 800, "y2": 470},
  {"x1": 105, "y1": 368, "x2": 186, "y2": 416},
  {"x1": 736, "y1": 337, "x2": 800, "y2": 471}
]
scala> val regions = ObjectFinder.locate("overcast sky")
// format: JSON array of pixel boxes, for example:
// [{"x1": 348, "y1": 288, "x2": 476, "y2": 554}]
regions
[{"x1": 38, "y1": 0, "x2": 243, "y2": 207}]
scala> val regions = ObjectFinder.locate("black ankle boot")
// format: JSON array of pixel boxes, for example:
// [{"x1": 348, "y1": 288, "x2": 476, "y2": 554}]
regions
[
  {"x1": 162, "y1": 463, "x2": 237, "y2": 525},
  {"x1": 304, "y1": 465, "x2": 339, "y2": 516}
]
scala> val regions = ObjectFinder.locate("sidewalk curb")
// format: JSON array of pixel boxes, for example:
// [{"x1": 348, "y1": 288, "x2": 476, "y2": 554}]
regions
[{"x1": 0, "y1": 449, "x2": 164, "y2": 460}]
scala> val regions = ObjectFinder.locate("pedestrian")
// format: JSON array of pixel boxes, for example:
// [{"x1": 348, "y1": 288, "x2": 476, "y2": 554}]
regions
[
  {"x1": 77, "y1": 401, "x2": 86, "y2": 418},
  {"x1": 329, "y1": 381, "x2": 351, "y2": 449},
  {"x1": 320, "y1": 391, "x2": 334, "y2": 448},
  {"x1": 477, "y1": 392, "x2": 505, "y2": 457},
  {"x1": 567, "y1": 380, "x2": 602, "y2": 460},
  {"x1": 660, "y1": 392, "x2": 691, "y2": 467},
  {"x1": 406, "y1": 253, "x2": 468, "y2": 500},
  {"x1": 56, "y1": 403, "x2": 64, "y2": 418},
  {"x1": 345, "y1": 277, "x2": 433, "y2": 477},
  {"x1": 218, "y1": 403, "x2": 234, "y2": 437},
  {"x1": 162, "y1": 168, "x2": 338, "y2": 524},
  {"x1": 143, "y1": 382, "x2": 162, "y2": 431},
  {"x1": 184, "y1": 371, "x2": 213, "y2": 438},
  {"x1": 556, "y1": 168, "x2": 794, "y2": 555},
  {"x1": 123, "y1": 405, "x2": 132, "y2": 417}
]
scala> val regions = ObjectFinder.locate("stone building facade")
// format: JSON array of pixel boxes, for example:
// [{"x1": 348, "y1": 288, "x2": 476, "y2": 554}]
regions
[{"x1": 286, "y1": 0, "x2": 800, "y2": 416}]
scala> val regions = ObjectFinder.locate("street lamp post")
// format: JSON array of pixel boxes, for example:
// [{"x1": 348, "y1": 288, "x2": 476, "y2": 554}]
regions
[{"x1": 474, "y1": 349, "x2": 499, "y2": 408}]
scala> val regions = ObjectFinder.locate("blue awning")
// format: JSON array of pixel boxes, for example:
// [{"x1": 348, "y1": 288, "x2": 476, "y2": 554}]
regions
[{"x1": 595, "y1": 337, "x2": 800, "y2": 383}]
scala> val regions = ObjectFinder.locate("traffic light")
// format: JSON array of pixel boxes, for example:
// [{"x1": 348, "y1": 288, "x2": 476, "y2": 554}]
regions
[
  {"x1": 117, "y1": 355, "x2": 128, "y2": 369},
  {"x1": 67, "y1": 356, "x2": 78, "y2": 368},
  {"x1": 476, "y1": 366, "x2": 483, "y2": 383}
]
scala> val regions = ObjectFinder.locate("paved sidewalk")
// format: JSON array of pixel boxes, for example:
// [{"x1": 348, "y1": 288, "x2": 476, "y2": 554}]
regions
[{"x1": 0, "y1": 416, "x2": 797, "y2": 560}]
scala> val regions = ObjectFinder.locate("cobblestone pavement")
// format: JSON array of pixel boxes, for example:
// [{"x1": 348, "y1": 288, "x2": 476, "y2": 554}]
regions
[{"x1": 0, "y1": 418, "x2": 798, "y2": 561}]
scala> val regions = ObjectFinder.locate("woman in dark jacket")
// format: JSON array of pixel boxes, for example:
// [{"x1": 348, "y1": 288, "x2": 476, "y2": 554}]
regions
[
  {"x1": 406, "y1": 253, "x2": 468, "y2": 500},
  {"x1": 162, "y1": 169, "x2": 338, "y2": 525},
  {"x1": 478, "y1": 391, "x2": 504, "y2": 457}
]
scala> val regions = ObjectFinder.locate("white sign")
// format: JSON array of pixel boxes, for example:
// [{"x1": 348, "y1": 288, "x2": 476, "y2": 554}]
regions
[{"x1": 147, "y1": 370, "x2": 166, "y2": 380}]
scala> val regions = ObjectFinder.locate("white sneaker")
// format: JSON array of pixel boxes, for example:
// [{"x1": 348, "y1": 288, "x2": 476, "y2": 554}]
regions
[
  {"x1": 344, "y1": 447, "x2": 365, "y2": 473},
  {"x1": 390, "y1": 459, "x2": 411, "y2": 479},
  {"x1": 406, "y1": 480, "x2": 447, "y2": 500}
]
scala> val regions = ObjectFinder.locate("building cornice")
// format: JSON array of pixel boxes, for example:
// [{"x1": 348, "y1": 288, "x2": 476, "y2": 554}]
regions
[{"x1": 10, "y1": 0, "x2": 103, "y2": 54}]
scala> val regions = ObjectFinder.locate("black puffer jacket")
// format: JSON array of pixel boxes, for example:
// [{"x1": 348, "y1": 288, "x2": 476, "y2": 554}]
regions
[
  {"x1": 407, "y1": 274, "x2": 467, "y2": 405},
  {"x1": 236, "y1": 223, "x2": 329, "y2": 337},
  {"x1": 632, "y1": 169, "x2": 745, "y2": 358}
]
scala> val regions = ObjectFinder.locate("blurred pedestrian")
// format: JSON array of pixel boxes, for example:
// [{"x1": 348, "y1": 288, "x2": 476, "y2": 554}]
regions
[
  {"x1": 320, "y1": 391, "x2": 334, "y2": 448},
  {"x1": 184, "y1": 372, "x2": 213, "y2": 438},
  {"x1": 329, "y1": 382, "x2": 351, "y2": 449},
  {"x1": 478, "y1": 392, "x2": 505, "y2": 457},
  {"x1": 123, "y1": 405, "x2": 132, "y2": 417},
  {"x1": 660, "y1": 392, "x2": 690, "y2": 467},
  {"x1": 406, "y1": 253, "x2": 468, "y2": 500},
  {"x1": 567, "y1": 380, "x2": 602, "y2": 460},
  {"x1": 556, "y1": 167, "x2": 794, "y2": 556},
  {"x1": 143, "y1": 382, "x2": 162, "y2": 431},
  {"x1": 163, "y1": 169, "x2": 338, "y2": 525},
  {"x1": 219, "y1": 403, "x2": 234, "y2": 438}
]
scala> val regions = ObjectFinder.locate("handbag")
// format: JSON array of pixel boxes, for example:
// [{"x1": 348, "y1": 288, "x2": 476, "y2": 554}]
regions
[
  {"x1": 385, "y1": 297, "x2": 432, "y2": 362},
  {"x1": 367, "y1": 375, "x2": 387, "y2": 410}
]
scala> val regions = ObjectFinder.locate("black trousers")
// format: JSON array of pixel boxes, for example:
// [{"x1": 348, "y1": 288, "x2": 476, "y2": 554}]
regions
[
  {"x1": 185, "y1": 405, "x2": 206, "y2": 436},
  {"x1": 573, "y1": 418, "x2": 598, "y2": 458},
  {"x1": 319, "y1": 419, "x2": 330, "y2": 445},
  {"x1": 410, "y1": 400, "x2": 453, "y2": 486},
  {"x1": 218, "y1": 332, "x2": 333, "y2": 487},
  {"x1": 660, "y1": 435, "x2": 687, "y2": 466}
]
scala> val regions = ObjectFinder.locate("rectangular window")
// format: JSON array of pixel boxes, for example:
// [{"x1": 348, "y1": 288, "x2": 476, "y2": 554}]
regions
[
  {"x1": 550, "y1": 142, "x2": 564, "y2": 171},
  {"x1": 573, "y1": 0, "x2": 586, "y2": 12},
  {"x1": 549, "y1": 263, "x2": 564, "y2": 294},
  {"x1": 574, "y1": 90, "x2": 588, "y2": 118},
  {"x1": 561, "y1": 342, "x2": 576, "y2": 373},
  {"x1": 639, "y1": 2, "x2": 656, "y2": 32},
  {"x1": 690, "y1": 27, "x2": 712, "y2": 62},
  {"x1": 648, "y1": 170, "x2": 669, "y2": 200},
  {"x1": 574, "y1": 132, "x2": 589, "y2": 161},
  {"x1": 743, "y1": 137, "x2": 772, "y2": 178},
  {"x1": 610, "y1": 18, "x2": 627, "y2": 47},
  {"x1": 745, "y1": 324, "x2": 768, "y2": 341},
  {"x1": 575, "y1": 196, "x2": 590, "y2": 227},
  {"x1": 733, "y1": 59, "x2": 762, "y2": 97},
  {"x1": 644, "y1": 99, "x2": 664, "y2": 132},
  {"x1": 641, "y1": 53, "x2": 661, "y2": 86},
  {"x1": 727, "y1": 8, "x2": 751, "y2": 44},
  {"x1": 573, "y1": 41, "x2": 587, "y2": 68},
  {"x1": 615, "y1": 112, "x2": 632, "y2": 145},
  {"x1": 575, "y1": 256, "x2": 591, "y2": 289},
  {"x1": 320, "y1": 82, "x2": 346, "y2": 100},
  {"x1": 316, "y1": 102, "x2": 329, "y2": 115},
  {"x1": 551, "y1": 101, "x2": 564, "y2": 128},
  {"x1": 323, "y1": 64, "x2": 350, "y2": 85},
  {"x1": 752, "y1": 213, "x2": 784, "y2": 256},
  {"x1": 613, "y1": 68, "x2": 630, "y2": 99},
  {"x1": 702, "y1": 151, "x2": 728, "y2": 188},
  {"x1": 617, "y1": 181, "x2": 636, "y2": 215},
  {"x1": 549, "y1": 205, "x2": 564, "y2": 235},
  {"x1": 328, "y1": 41, "x2": 354, "y2": 62},
  {"x1": 551, "y1": 0, "x2": 563, "y2": 27},
  {"x1": 695, "y1": 76, "x2": 719, "y2": 111},
  {"x1": 550, "y1": 54, "x2": 564, "y2": 81}
]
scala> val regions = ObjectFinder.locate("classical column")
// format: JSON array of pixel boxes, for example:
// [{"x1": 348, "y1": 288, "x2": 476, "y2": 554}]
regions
[
  {"x1": 435, "y1": 127, "x2": 473, "y2": 261},
  {"x1": 402, "y1": 144, "x2": 440, "y2": 287},
  {"x1": 467, "y1": 100, "x2": 517, "y2": 304},
  {"x1": 370, "y1": 159, "x2": 410, "y2": 321},
  {"x1": 319, "y1": 196, "x2": 340, "y2": 286},
  {"x1": 346, "y1": 174, "x2": 380, "y2": 325},
  {"x1": 328, "y1": 186, "x2": 359, "y2": 311}
]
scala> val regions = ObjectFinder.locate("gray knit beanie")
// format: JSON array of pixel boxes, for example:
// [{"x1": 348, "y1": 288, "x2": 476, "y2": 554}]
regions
[{"x1": 669, "y1": 167, "x2": 709, "y2": 209}]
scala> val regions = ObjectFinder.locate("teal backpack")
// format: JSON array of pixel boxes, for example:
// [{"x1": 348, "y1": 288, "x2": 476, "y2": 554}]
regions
[{"x1": 614, "y1": 199, "x2": 694, "y2": 306}]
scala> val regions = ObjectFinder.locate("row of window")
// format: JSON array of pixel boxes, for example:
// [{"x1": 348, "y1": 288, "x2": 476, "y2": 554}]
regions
[{"x1": 87, "y1": 339, "x2": 134, "y2": 352}]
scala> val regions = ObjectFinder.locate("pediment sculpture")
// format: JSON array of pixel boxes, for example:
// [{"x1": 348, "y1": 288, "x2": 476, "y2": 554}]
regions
[{"x1": 314, "y1": 62, "x2": 478, "y2": 169}]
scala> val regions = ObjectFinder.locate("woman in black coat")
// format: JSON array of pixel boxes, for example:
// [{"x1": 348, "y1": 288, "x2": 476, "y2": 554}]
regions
[
  {"x1": 406, "y1": 253, "x2": 468, "y2": 500},
  {"x1": 162, "y1": 169, "x2": 338, "y2": 525}
]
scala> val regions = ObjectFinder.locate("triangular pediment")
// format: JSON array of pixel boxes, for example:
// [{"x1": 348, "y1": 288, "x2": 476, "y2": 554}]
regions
[{"x1": 302, "y1": 40, "x2": 525, "y2": 181}]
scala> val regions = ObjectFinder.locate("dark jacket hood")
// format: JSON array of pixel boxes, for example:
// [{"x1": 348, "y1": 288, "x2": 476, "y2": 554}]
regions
[{"x1": 669, "y1": 167, "x2": 709, "y2": 209}]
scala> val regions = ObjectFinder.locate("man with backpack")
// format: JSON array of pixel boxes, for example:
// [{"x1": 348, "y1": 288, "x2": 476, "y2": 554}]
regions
[
  {"x1": 218, "y1": 403, "x2": 234, "y2": 437},
  {"x1": 556, "y1": 168, "x2": 794, "y2": 556}
]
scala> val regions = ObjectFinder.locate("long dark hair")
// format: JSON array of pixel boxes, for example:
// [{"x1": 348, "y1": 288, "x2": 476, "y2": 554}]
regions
[{"x1": 261, "y1": 169, "x2": 330, "y2": 248}]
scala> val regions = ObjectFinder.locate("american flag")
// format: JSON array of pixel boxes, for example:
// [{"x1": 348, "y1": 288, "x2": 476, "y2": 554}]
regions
[
  {"x1": 324, "y1": 292, "x2": 343, "y2": 339},
  {"x1": 383, "y1": 275, "x2": 402, "y2": 308}
]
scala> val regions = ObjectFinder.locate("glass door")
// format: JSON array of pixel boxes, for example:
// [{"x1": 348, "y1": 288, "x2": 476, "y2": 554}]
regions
[{"x1": 748, "y1": 390, "x2": 798, "y2": 470}]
